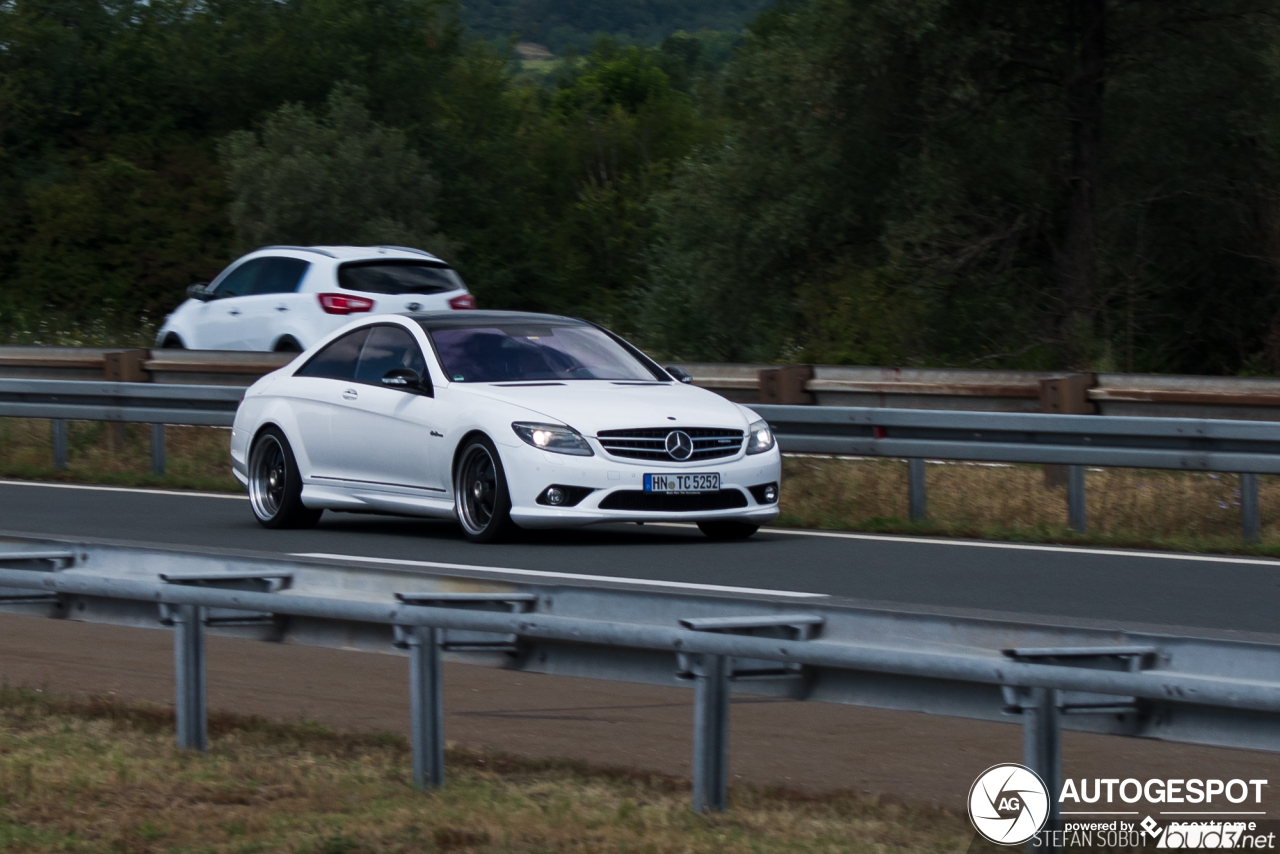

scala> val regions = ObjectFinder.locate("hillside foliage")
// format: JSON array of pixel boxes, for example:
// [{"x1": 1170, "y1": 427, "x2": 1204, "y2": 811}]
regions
[{"x1": 3, "y1": 0, "x2": 1280, "y2": 374}]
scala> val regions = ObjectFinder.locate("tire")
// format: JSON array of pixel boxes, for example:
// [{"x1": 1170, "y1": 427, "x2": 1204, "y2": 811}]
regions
[
  {"x1": 454, "y1": 436, "x2": 521, "y2": 544},
  {"x1": 697, "y1": 520, "x2": 759, "y2": 541},
  {"x1": 274, "y1": 337, "x2": 303, "y2": 353},
  {"x1": 160, "y1": 334, "x2": 185, "y2": 349},
  {"x1": 248, "y1": 427, "x2": 322, "y2": 529}
]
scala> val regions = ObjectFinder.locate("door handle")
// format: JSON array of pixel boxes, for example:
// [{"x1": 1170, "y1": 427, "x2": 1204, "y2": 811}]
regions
[
  {"x1": 342, "y1": 389, "x2": 358, "y2": 401},
  {"x1": 228, "y1": 309, "x2": 241, "y2": 316},
  {"x1": 275, "y1": 305, "x2": 289, "y2": 312}
]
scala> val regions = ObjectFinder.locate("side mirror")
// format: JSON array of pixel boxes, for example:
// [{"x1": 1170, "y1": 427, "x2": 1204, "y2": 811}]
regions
[
  {"x1": 187, "y1": 282, "x2": 214, "y2": 302},
  {"x1": 666, "y1": 366, "x2": 694, "y2": 384},
  {"x1": 382, "y1": 368, "x2": 429, "y2": 394}
]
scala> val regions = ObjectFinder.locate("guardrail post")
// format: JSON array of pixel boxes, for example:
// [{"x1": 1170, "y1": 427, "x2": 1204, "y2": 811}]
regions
[
  {"x1": 51, "y1": 420, "x2": 67, "y2": 471},
  {"x1": 1067, "y1": 466, "x2": 1086, "y2": 533},
  {"x1": 172, "y1": 603, "x2": 207, "y2": 752},
  {"x1": 908, "y1": 458, "x2": 927, "y2": 522},
  {"x1": 1022, "y1": 687, "x2": 1061, "y2": 850},
  {"x1": 104, "y1": 349, "x2": 148, "y2": 453},
  {"x1": 758, "y1": 366, "x2": 814, "y2": 405},
  {"x1": 1041, "y1": 374, "x2": 1097, "y2": 492},
  {"x1": 1241, "y1": 473, "x2": 1261, "y2": 542},
  {"x1": 406, "y1": 626, "x2": 445, "y2": 788},
  {"x1": 151, "y1": 424, "x2": 166, "y2": 476},
  {"x1": 692, "y1": 653, "x2": 730, "y2": 813}
]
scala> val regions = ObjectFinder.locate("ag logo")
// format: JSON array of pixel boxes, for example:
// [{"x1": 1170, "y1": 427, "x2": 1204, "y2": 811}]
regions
[{"x1": 968, "y1": 763, "x2": 1050, "y2": 845}]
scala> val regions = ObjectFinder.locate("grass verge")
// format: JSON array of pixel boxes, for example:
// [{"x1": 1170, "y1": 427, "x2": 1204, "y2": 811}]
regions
[
  {"x1": 0, "y1": 687, "x2": 974, "y2": 853},
  {"x1": 4, "y1": 416, "x2": 1280, "y2": 556},
  {"x1": 779, "y1": 455, "x2": 1280, "y2": 556},
  {"x1": 0, "y1": 419, "x2": 240, "y2": 493}
]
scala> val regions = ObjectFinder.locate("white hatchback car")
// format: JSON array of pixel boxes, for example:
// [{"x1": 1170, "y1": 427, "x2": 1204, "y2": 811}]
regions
[
  {"x1": 157, "y1": 245, "x2": 474, "y2": 352},
  {"x1": 230, "y1": 310, "x2": 781, "y2": 542}
]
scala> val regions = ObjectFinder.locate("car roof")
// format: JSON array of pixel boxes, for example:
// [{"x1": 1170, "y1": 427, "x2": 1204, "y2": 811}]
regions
[
  {"x1": 407, "y1": 310, "x2": 588, "y2": 330},
  {"x1": 253, "y1": 245, "x2": 446, "y2": 263}
]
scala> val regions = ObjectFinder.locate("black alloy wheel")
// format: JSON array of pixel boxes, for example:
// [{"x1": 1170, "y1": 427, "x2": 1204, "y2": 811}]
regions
[
  {"x1": 697, "y1": 520, "x2": 759, "y2": 540},
  {"x1": 454, "y1": 436, "x2": 520, "y2": 544},
  {"x1": 248, "y1": 427, "x2": 322, "y2": 529}
]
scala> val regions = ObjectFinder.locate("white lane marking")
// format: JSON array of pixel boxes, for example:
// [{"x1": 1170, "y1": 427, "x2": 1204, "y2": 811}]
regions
[
  {"x1": 292, "y1": 552, "x2": 830, "y2": 598},
  {"x1": 655, "y1": 522, "x2": 1280, "y2": 567},
  {"x1": 0, "y1": 479, "x2": 247, "y2": 500},
  {"x1": 730, "y1": 525, "x2": 1280, "y2": 567},
  {"x1": 3, "y1": 479, "x2": 1273, "y2": 569}
]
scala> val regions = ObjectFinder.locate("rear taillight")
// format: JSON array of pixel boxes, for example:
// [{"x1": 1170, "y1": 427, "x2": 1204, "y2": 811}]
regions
[
  {"x1": 318, "y1": 293, "x2": 374, "y2": 315},
  {"x1": 448, "y1": 293, "x2": 476, "y2": 310}
]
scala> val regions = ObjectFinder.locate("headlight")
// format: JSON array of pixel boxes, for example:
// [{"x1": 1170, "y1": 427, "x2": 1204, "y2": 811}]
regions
[
  {"x1": 745, "y1": 419, "x2": 775, "y2": 455},
  {"x1": 512, "y1": 422, "x2": 594, "y2": 456}
]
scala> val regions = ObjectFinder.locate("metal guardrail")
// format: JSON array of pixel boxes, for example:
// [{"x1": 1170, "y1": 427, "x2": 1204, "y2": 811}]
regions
[
  {"x1": 10, "y1": 346, "x2": 1280, "y2": 420},
  {"x1": 2, "y1": 379, "x2": 1280, "y2": 537},
  {"x1": 0, "y1": 535, "x2": 1277, "y2": 816},
  {"x1": 0, "y1": 379, "x2": 242, "y2": 425},
  {"x1": 0, "y1": 347, "x2": 293, "y2": 386},
  {"x1": 755, "y1": 404, "x2": 1280, "y2": 539},
  {"x1": 0, "y1": 379, "x2": 243, "y2": 475}
]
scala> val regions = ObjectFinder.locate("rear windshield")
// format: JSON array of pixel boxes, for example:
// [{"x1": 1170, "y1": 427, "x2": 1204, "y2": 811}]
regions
[
  {"x1": 425, "y1": 323, "x2": 659, "y2": 383},
  {"x1": 338, "y1": 260, "x2": 463, "y2": 295}
]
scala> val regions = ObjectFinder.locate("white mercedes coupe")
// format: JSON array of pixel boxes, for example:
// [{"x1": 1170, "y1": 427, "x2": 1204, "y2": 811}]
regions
[{"x1": 230, "y1": 311, "x2": 781, "y2": 542}]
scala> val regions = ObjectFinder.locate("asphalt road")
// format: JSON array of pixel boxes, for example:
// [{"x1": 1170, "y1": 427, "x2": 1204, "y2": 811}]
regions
[{"x1": 6, "y1": 479, "x2": 1280, "y2": 635}]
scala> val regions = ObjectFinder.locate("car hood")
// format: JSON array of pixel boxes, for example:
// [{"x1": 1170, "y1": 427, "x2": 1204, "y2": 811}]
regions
[{"x1": 457, "y1": 381, "x2": 752, "y2": 435}]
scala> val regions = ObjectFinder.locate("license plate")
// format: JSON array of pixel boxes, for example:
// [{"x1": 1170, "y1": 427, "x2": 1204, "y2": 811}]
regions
[{"x1": 644, "y1": 473, "x2": 720, "y2": 493}]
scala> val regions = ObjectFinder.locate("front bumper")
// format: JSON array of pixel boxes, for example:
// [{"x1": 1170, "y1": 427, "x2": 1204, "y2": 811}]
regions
[{"x1": 501, "y1": 440, "x2": 781, "y2": 529}]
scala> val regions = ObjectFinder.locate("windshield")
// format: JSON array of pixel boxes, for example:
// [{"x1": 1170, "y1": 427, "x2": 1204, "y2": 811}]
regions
[
  {"x1": 338, "y1": 260, "x2": 463, "y2": 295},
  {"x1": 425, "y1": 323, "x2": 660, "y2": 383}
]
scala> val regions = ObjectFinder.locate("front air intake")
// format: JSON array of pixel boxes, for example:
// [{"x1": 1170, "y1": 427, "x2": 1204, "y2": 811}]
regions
[{"x1": 598, "y1": 490, "x2": 748, "y2": 512}]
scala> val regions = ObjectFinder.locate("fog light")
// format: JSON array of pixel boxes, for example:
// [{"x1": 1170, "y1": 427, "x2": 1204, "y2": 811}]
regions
[
  {"x1": 764, "y1": 485, "x2": 777, "y2": 502},
  {"x1": 545, "y1": 487, "x2": 566, "y2": 506}
]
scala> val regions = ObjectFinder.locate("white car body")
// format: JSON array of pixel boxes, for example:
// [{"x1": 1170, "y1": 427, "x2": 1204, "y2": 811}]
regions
[
  {"x1": 157, "y1": 245, "x2": 474, "y2": 352},
  {"x1": 230, "y1": 311, "x2": 781, "y2": 537}
]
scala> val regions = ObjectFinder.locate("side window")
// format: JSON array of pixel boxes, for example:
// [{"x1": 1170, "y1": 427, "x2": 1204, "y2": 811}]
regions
[
  {"x1": 253, "y1": 258, "x2": 310, "y2": 295},
  {"x1": 212, "y1": 259, "x2": 267, "y2": 299},
  {"x1": 295, "y1": 328, "x2": 370, "y2": 381},
  {"x1": 355, "y1": 325, "x2": 428, "y2": 387}
]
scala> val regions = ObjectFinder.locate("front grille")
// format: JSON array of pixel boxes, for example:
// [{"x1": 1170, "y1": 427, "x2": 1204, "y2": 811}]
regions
[
  {"x1": 597, "y1": 427, "x2": 744, "y2": 462},
  {"x1": 598, "y1": 489, "x2": 748, "y2": 512}
]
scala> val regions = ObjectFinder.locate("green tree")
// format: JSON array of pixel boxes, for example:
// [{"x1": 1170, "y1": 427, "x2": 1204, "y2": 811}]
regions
[
  {"x1": 5, "y1": 145, "x2": 230, "y2": 321},
  {"x1": 0, "y1": 0, "x2": 461, "y2": 328},
  {"x1": 219, "y1": 86, "x2": 452, "y2": 257},
  {"x1": 643, "y1": 0, "x2": 1280, "y2": 371},
  {"x1": 423, "y1": 38, "x2": 714, "y2": 324}
]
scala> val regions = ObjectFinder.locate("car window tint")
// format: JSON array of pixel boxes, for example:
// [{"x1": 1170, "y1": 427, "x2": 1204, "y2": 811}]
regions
[
  {"x1": 354, "y1": 325, "x2": 427, "y2": 385},
  {"x1": 338, "y1": 260, "x2": 462, "y2": 295},
  {"x1": 213, "y1": 259, "x2": 267, "y2": 298},
  {"x1": 252, "y1": 258, "x2": 310, "y2": 295},
  {"x1": 295, "y1": 328, "x2": 370, "y2": 380}
]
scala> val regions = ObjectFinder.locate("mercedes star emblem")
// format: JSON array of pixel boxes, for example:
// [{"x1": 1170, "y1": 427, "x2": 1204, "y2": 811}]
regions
[{"x1": 665, "y1": 430, "x2": 694, "y2": 461}]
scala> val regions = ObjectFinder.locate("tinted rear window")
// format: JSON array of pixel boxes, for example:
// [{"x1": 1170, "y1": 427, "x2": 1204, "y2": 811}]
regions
[
  {"x1": 295, "y1": 328, "x2": 370, "y2": 381},
  {"x1": 338, "y1": 260, "x2": 463, "y2": 296}
]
